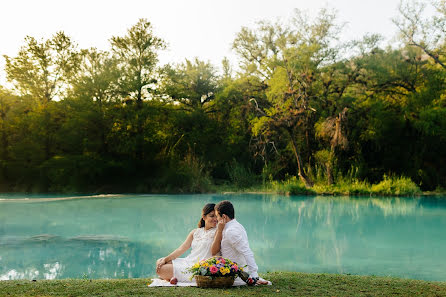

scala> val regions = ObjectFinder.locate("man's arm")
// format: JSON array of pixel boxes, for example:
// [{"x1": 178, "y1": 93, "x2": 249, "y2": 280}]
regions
[
  {"x1": 211, "y1": 215, "x2": 229, "y2": 256},
  {"x1": 227, "y1": 229, "x2": 259, "y2": 278},
  {"x1": 211, "y1": 224, "x2": 224, "y2": 256}
]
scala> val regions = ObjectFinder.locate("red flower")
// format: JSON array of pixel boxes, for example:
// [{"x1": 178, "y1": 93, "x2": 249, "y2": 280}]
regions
[{"x1": 210, "y1": 265, "x2": 218, "y2": 274}]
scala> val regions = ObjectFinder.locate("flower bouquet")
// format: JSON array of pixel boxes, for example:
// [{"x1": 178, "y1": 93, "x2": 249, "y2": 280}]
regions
[{"x1": 188, "y1": 257, "x2": 241, "y2": 288}]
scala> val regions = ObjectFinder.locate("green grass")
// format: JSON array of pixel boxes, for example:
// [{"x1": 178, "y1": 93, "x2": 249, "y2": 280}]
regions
[
  {"x1": 370, "y1": 176, "x2": 420, "y2": 196},
  {"x1": 214, "y1": 175, "x2": 427, "y2": 197},
  {"x1": 1, "y1": 272, "x2": 445, "y2": 296}
]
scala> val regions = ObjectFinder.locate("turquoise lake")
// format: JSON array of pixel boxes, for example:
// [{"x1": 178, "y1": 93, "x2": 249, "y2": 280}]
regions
[{"x1": 0, "y1": 194, "x2": 445, "y2": 281}]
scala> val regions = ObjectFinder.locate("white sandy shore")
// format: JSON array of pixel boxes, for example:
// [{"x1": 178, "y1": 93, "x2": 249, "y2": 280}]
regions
[{"x1": 0, "y1": 194, "x2": 125, "y2": 203}]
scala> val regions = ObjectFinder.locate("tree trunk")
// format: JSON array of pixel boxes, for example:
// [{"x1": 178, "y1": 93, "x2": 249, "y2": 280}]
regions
[
  {"x1": 41, "y1": 108, "x2": 51, "y2": 192},
  {"x1": 44, "y1": 109, "x2": 51, "y2": 161},
  {"x1": 100, "y1": 129, "x2": 108, "y2": 154},
  {"x1": 135, "y1": 111, "x2": 144, "y2": 161},
  {"x1": 0, "y1": 112, "x2": 8, "y2": 182},
  {"x1": 0, "y1": 112, "x2": 7, "y2": 161},
  {"x1": 135, "y1": 87, "x2": 144, "y2": 160},
  {"x1": 98, "y1": 100, "x2": 108, "y2": 154},
  {"x1": 326, "y1": 162, "x2": 334, "y2": 185},
  {"x1": 289, "y1": 129, "x2": 314, "y2": 188},
  {"x1": 326, "y1": 146, "x2": 336, "y2": 186}
]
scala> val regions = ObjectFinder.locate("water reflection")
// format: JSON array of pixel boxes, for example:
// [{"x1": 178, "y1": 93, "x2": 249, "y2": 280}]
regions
[
  {"x1": 0, "y1": 234, "x2": 154, "y2": 280},
  {"x1": 235, "y1": 194, "x2": 446, "y2": 281},
  {"x1": 0, "y1": 194, "x2": 445, "y2": 281}
]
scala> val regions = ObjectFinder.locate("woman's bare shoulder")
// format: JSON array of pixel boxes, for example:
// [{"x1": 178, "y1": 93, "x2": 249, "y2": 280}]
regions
[{"x1": 190, "y1": 228, "x2": 201, "y2": 236}]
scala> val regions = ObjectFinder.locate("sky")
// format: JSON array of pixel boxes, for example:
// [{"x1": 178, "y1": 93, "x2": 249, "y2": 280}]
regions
[{"x1": 0, "y1": 0, "x2": 417, "y2": 84}]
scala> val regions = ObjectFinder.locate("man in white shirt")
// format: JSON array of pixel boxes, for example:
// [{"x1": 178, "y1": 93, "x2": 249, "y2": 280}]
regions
[{"x1": 211, "y1": 200, "x2": 268, "y2": 285}]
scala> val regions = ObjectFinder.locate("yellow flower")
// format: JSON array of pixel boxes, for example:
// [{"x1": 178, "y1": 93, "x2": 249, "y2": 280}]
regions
[
  {"x1": 202, "y1": 262, "x2": 209, "y2": 267},
  {"x1": 216, "y1": 260, "x2": 220, "y2": 264},
  {"x1": 193, "y1": 263, "x2": 200, "y2": 269},
  {"x1": 220, "y1": 267, "x2": 227, "y2": 275}
]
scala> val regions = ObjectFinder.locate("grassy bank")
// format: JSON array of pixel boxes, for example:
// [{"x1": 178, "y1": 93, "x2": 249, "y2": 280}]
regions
[
  {"x1": 1, "y1": 272, "x2": 446, "y2": 297},
  {"x1": 212, "y1": 175, "x2": 442, "y2": 197},
  {"x1": 3, "y1": 174, "x2": 445, "y2": 197}
]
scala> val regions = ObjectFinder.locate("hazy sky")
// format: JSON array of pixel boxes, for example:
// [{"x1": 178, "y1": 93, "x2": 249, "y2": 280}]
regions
[{"x1": 1, "y1": 0, "x2": 411, "y2": 83}]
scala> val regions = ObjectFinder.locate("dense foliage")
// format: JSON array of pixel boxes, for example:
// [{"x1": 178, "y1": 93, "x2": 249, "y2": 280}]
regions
[{"x1": 1, "y1": 3, "x2": 445, "y2": 193}]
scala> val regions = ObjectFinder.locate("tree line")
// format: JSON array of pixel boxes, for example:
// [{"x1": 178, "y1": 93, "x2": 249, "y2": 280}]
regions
[{"x1": 0, "y1": 1, "x2": 445, "y2": 193}]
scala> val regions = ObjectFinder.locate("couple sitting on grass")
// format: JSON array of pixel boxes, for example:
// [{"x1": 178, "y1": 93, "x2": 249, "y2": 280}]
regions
[{"x1": 155, "y1": 200, "x2": 269, "y2": 286}]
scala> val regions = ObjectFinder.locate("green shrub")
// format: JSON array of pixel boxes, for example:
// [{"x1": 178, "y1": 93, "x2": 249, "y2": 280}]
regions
[
  {"x1": 178, "y1": 152, "x2": 212, "y2": 193},
  {"x1": 265, "y1": 175, "x2": 315, "y2": 195},
  {"x1": 261, "y1": 174, "x2": 421, "y2": 196},
  {"x1": 40, "y1": 154, "x2": 108, "y2": 193},
  {"x1": 288, "y1": 183, "x2": 316, "y2": 195},
  {"x1": 226, "y1": 161, "x2": 257, "y2": 189},
  {"x1": 346, "y1": 179, "x2": 371, "y2": 195},
  {"x1": 150, "y1": 152, "x2": 212, "y2": 193},
  {"x1": 371, "y1": 175, "x2": 421, "y2": 196}
]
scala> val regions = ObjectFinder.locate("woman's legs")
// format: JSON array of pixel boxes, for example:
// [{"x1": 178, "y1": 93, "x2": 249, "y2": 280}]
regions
[{"x1": 157, "y1": 263, "x2": 174, "y2": 281}]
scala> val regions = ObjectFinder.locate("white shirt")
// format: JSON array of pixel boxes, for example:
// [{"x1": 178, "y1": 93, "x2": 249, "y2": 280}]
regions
[{"x1": 221, "y1": 219, "x2": 259, "y2": 278}]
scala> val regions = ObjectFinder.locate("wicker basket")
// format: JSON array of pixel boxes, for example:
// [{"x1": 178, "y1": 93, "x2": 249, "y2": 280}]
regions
[{"x1": 195, "y1": 275, "x2": 235, "y2": 288}]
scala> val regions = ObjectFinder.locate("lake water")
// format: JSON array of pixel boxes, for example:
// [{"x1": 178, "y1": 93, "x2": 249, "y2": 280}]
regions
[{"x1": 0, "y1": 194, "x2": 445, "y2": 281}]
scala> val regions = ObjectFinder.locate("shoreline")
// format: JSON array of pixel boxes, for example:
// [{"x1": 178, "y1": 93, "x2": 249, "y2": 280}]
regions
[
  {"x1": 1, "y1": 272, "x2": 445, "y2": 296},
  {"x1": 1, "y1": 176, "x2": 444, "y2": 198},
  {"x1": 0, "y1": 191, "x2": 444, "y2": 202},
  {"x1": 222, "y1": 190, "x2": 446, "y2": 196}
]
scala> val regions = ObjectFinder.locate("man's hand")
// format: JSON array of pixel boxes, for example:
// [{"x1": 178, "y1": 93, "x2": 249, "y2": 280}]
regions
[
  {"x1": 217, "y1": 215, "x2": 228, "y2": 232},
  {"x1": 156, "y1": 257, "x2": 166, "y2": 273}
]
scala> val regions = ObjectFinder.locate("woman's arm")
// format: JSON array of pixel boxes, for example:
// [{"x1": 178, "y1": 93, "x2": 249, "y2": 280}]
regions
[
  {"x1": 157, "y1": 229, "x2": 195, "y2": 271},
  {"x1": 165, "y1": 229, "x2": 195, "y2": 262}
]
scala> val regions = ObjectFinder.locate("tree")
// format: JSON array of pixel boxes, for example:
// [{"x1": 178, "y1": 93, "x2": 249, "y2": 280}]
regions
[
  {"x1": 234, "y1": 8, "x2": 345, "y2": 187},
  {"x1": 3, "y1": 32, "x2": 79, "y2": 167},
  {"x1": 67, "y1": 48, "x2": 120, "y2": 154},
  {"x1": 0, "y1": 87, "x2": 16, "y2": 183},
  {"x1": 393, "y1": 0, "x2": 446, "y2": 69},
  {"x1": 70, "y1": 48, "x2": 120, "y2": 104},
  {"x1": 161, "y1": 58, "x2": 219, "y2": 112},
  {"x1": 315, "y1": 107, "x2": 348, "y2": 185},
  {"x1": 110, "y1": 18, "x2": 165, "y2": 161},
  {"x1": 110, "y1": 18, "x2": 165, "y2": 106},
  {"x1": 4, "y1": 32, "x2": 79, "y2": 104}
]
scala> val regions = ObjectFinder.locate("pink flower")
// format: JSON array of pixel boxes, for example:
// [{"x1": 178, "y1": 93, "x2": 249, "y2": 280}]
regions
[
  {"x1": 220, "y1": 258, "x2": 226, "y2": 264},
  {"x1": 231, "y1": 264, "x2": 238, "y2": 272},
  {"x1": 210, "y1": 265, "x2": 218, "y2": 274}
]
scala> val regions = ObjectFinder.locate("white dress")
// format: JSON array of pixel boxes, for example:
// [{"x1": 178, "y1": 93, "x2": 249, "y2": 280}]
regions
[{"x1": 172, "y1": 227, "x2": 218, "y2": 282}]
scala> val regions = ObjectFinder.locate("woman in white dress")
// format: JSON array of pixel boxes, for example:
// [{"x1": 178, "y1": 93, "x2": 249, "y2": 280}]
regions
[{"x1": 155, "y1": 203, "x2": 220, "y2": 283}]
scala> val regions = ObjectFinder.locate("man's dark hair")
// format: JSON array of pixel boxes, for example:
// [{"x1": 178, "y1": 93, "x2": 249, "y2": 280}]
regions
[{"x1": 215, "y1": 200, "x2": 235, "y2": 219}]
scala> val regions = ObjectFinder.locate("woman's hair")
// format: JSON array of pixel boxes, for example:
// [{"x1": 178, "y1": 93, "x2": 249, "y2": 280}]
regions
[{"x1": 198, "y1": 203, "x2": 216, "y2": 228}]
